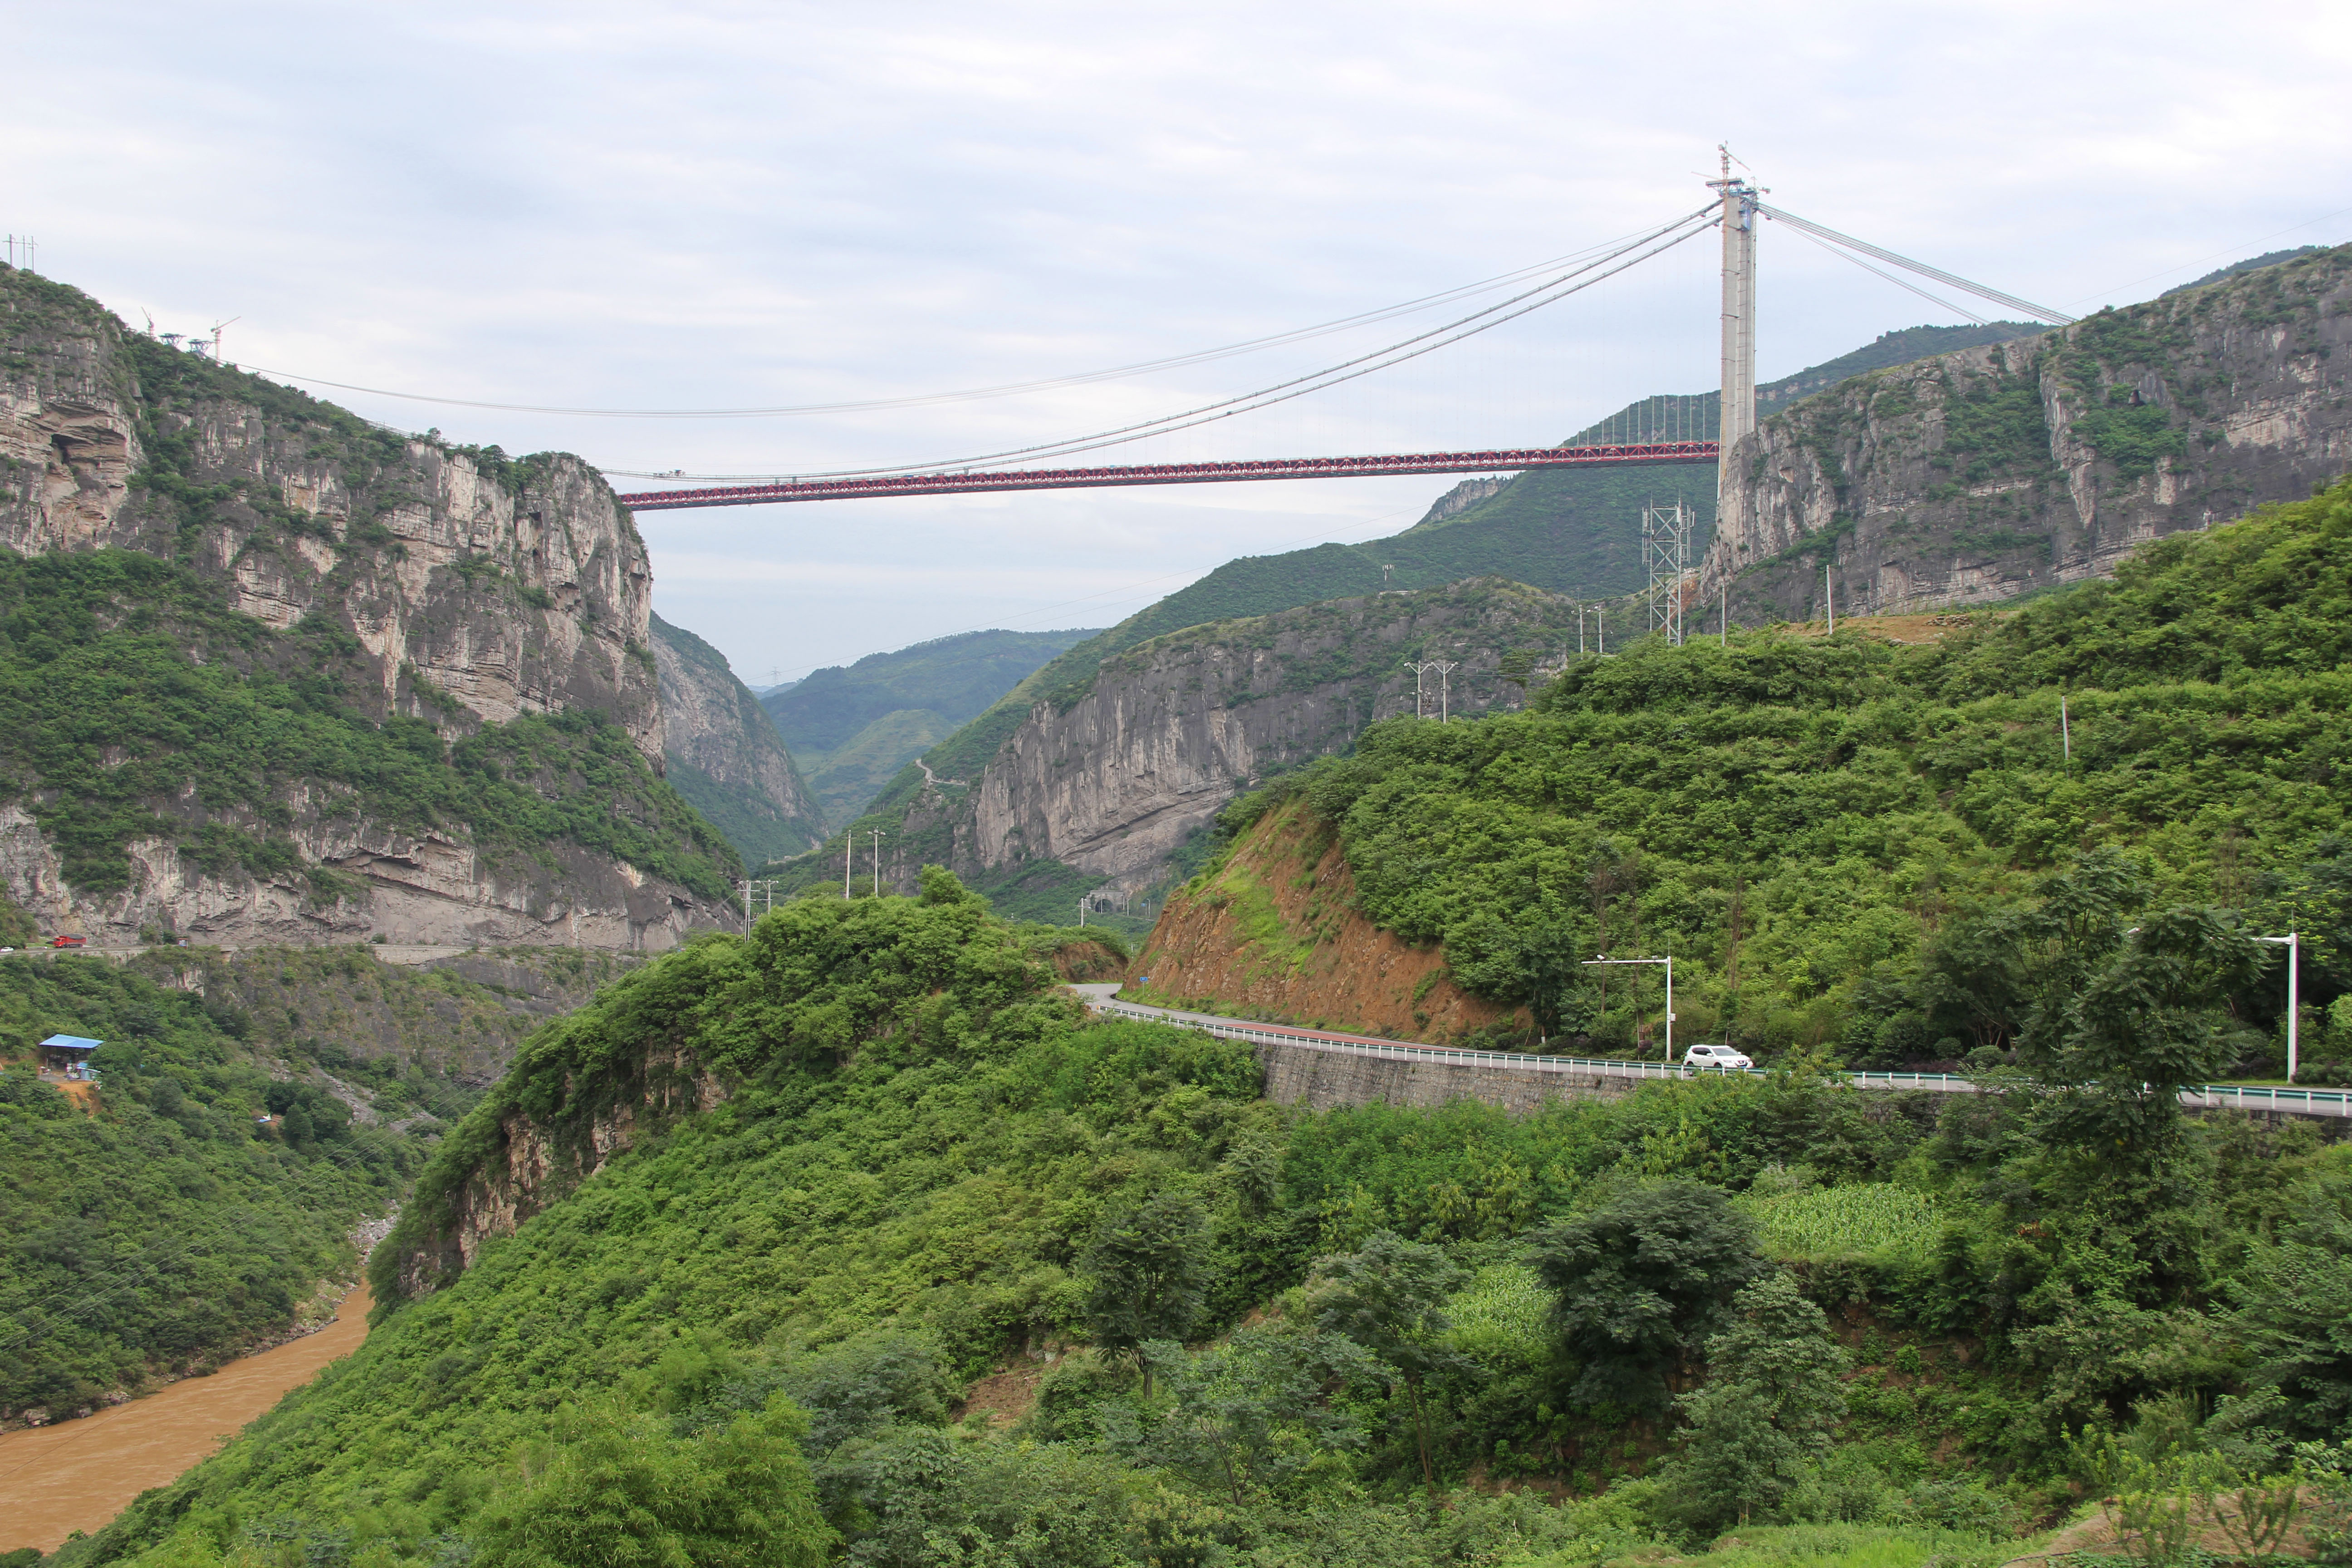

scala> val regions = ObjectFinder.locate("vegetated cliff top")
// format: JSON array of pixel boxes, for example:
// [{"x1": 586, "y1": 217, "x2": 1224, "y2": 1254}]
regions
[{"x1": 0, "y1": 263, "x2": 744, "y2": 937}]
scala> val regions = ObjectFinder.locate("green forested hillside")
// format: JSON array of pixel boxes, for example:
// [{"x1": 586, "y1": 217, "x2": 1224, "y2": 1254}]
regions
[
  {"x1": 1174, "y1": 474, "x2": 2352, "y2": 1072},
  {"x1": 0, "y1": 954, "x2": 466, "y2": 1421},
  {"x1": 62, "y1": 871, "x2": 2352, "y2": 1568},
  {"x1": 763, "y1": 628, "x2": 1096, "y2": 826},
  {"x1": 0, "y1": 550, "x2": 739, "y2": 904}
]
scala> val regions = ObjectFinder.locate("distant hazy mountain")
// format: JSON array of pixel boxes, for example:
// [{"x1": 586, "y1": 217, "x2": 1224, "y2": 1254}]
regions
[{"x1": 763, "y1": 627, "x2": 1099, "y2": 827}]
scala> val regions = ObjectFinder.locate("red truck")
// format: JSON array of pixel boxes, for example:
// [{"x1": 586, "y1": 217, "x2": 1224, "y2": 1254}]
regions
[{"x1": 49, "y1": 935, "x2": 86, "y2": 948}]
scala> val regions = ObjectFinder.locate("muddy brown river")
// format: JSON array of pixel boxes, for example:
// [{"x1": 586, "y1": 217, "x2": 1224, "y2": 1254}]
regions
[{"x1": 0, "y1": 1284, "x2": 372, "y2": 1553}]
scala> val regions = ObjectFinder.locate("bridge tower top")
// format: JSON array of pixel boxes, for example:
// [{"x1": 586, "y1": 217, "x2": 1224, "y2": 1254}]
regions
[{"x1": 1708, "y1": 145, "x2": 1761, "y2": 498}]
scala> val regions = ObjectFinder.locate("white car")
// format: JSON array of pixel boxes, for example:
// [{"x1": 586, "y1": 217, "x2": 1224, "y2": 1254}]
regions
[{"x1": 1681, "y1": 1044, "x2": 1753, "y2": 1073}]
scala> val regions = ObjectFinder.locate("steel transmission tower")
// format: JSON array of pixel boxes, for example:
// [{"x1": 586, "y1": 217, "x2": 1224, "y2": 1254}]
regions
[{"x1": 1643, "y1": 501, "x2": 1696, "y2": 646}]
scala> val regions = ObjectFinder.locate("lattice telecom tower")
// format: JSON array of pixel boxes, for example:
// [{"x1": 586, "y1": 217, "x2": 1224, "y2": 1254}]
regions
[{"x1": 1644, "y1": 501, "x2": 1696, "y2": 646}]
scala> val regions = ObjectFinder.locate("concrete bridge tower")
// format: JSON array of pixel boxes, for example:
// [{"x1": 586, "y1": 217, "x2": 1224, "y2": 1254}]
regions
[{"x1": 1710, "y1": 146, "x2": 1759, "y2": 500}]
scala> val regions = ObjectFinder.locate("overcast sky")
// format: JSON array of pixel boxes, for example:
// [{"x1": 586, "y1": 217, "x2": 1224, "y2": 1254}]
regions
[{"x1": 11, "y1": 0, "x2": 2352, "y2": 683}]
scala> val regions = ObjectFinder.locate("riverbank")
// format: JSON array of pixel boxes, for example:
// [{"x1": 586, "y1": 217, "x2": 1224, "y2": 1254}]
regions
[{"x1": 0, "y1": 1282, "x2": 374, "y2": 1553}]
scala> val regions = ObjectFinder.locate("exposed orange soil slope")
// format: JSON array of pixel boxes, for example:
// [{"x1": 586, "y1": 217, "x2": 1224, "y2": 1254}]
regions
[{"x1": 1126, "y1": 799, "x2": 1519, "y2": 1044}]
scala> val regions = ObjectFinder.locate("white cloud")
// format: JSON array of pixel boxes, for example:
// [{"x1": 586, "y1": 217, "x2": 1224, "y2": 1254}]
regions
[{"x1": 10, "y1": 0, "x2": 2352, "y2": 678}]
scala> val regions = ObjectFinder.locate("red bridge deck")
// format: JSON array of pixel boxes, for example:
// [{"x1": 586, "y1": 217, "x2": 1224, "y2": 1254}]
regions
[{"x1": 616, "y1": 441, "x2": 1719, "y2": 510}]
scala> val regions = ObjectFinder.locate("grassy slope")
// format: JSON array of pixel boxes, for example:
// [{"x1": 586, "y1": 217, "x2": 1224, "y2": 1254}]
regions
[{"x1": 649, "y1": 613, "x2": 824, "y2": 867}]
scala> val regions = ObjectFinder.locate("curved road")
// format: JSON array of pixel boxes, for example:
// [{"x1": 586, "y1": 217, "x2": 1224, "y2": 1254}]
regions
[{"x1": 1070, "y1": 986, "x2": 2352, "y2": 1120}]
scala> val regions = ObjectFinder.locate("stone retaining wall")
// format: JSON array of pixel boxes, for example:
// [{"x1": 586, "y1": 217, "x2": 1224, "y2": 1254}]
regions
[{"x1": 1256, "y1": 1038, "x2": 1645, "y2": 1114}]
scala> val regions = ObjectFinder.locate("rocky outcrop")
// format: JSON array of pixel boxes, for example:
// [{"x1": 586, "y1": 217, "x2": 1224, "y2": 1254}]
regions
[
  {"x1": 388, "y1": 1041, "x2": 727, "y2": 1298},
  {"x1": 951, "y1": 579, "x2": 1578, "y2": 895},
  {"x1": 650, "y1": 613, "x2": 823, "y2": 864},
  {"x1": 1706, "y1": 245, "x2": 2352, "y2": 618},
  {"x1": 1127, "y1": 797, "x2": 1515, "y2": 1044},
  {"x1": 0, "y1": 265, "x2": 734, "y2": 948}
]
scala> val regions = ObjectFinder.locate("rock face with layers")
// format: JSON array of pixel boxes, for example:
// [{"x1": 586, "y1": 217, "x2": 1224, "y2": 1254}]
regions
[
  {"x1": 0, "y1": 265, "x2": 730, "y2": 947},
  {"x1": 917, "y1": 579, "x2": 1580, "y2": 897},
  {"x1": 1706, "y1": 245, "x2": 2352, "y2": 618},
  {"x1": 390, "y1": 1041, "x2": 728, "y2": 1298}
]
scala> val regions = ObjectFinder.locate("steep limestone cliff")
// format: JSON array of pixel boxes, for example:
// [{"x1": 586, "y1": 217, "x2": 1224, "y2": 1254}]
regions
[
  {"x1": 0, "y1": 265, "x2": 735, "y2": 947},
  {"x1": 650, "y1": 612, "x2": 823, "y2": 865},
  {"x1": 825, "y1": 580, "x2": 1583, "y2": 911},
  {"x1": 1707, "y1": 245, "x2": 2352, "y2": 618},
  {"x1": 963, "y1": 578, "x2": 1577, "y2": 891}
]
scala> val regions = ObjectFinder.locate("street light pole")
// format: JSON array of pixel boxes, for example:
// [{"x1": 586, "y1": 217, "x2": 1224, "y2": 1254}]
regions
[
  {"x1": 1581, "y1": 953, "x2": 1675, "y2": 1063},
  {"x1": 2258, "y1": 932, "x2": 2300, "y2": 1081}
]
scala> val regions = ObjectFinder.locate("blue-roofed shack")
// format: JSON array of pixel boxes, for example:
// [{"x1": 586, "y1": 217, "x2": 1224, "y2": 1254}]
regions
[{"x1": 40, "y1": 1034, "x2": 103, "y2": 1077}]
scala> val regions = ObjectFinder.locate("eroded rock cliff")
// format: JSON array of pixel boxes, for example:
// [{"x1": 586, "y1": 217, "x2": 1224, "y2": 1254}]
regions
[
  {"x1": 0, "y1": 265, "x2": 733, "y2": 947},
  {"x1": 387, "y1": 1039, "x2": 727, "y2": 1298},
  {"x1": 829, "y1": 579, "x2": 1582, "y2": 906},
  {"x1": 1708, "y1": 245, "x2": 2352, "y2": 617}
]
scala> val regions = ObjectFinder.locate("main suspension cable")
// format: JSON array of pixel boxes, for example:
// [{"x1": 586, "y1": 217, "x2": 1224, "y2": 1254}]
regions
[
  {"x1": 611, "y1": 204, "x2": 1722, "y2": 482},
  {"x1": 1779, "y1": 223, "x2": 1994, "y2": 326},
  {"x1": 238, "y1": 223, "x2": 1690, "y2": 421}
]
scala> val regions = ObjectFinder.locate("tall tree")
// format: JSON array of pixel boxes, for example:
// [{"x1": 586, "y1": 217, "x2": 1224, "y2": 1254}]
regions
[
  {"x1": 1309, "y1": 1229, "x2": 1468, "y2": 1488},
  {"x1": 1082, "y1": 1191, "x2": 1208, "y2": 1384},
  {"x1": 1530, "y1": 1181, "x2": 1764, "y2": 1413},
  {"x1": 1665, "y1": 1271, "x2": 1852, "y2": 1534}
]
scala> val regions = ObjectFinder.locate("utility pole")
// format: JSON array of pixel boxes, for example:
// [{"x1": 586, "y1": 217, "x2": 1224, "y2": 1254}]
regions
[
  {"x1": 870, "y1": 829, "x2": 886, "y2": 897},
  {"x1": 1824, "y1": 566, "x2": 1835, "y2": 634},
  {"x1": 2060, "y1": 693, "x2": 2071, "y2": 761},
  {"x1": 1721, "y1": 582, "x2": 1729, "y2": 646},
  {"x1": 736, "y1": 877, "x2": 780, "y2": 931},
  {"x1": 1433, "y1": 661, "x2": 1458, "y2": 722},
  {"x1": 2258, "y1": 933, "x2": 2300, "y2": 1081},
  {"x1": 844, "y1": 836, "x2": 853, "y2": 897},
  {"x1": 1709, "y1": 145, "x2": 1759, "y2": 504}
]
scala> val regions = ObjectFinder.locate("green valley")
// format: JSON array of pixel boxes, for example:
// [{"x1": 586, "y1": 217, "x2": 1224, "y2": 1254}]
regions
[{"x1": 764, "y1": 628, "x2": 1098, "y2": 828}]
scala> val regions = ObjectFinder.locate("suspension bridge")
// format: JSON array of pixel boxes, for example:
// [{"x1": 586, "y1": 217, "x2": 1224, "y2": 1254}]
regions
[{"x1": 258, "y1": 153, "x2": 2074, "y2": 515}]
